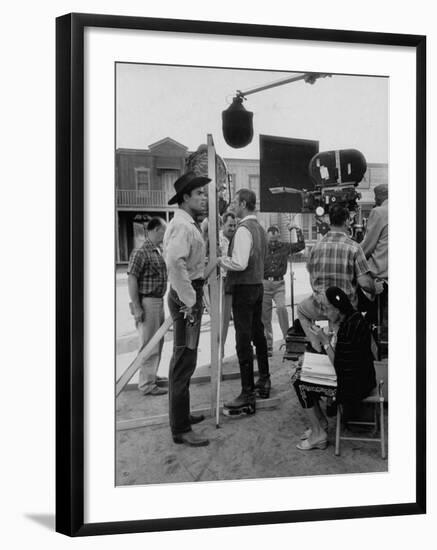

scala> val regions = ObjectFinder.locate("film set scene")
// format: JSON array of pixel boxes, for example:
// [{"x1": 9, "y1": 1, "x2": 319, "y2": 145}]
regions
[{"x1": 115, "y1": 63, "x2": 389, "y2": 485}]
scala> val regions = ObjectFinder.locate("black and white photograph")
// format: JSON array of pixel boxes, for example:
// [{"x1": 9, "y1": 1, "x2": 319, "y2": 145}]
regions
[
  {"x1": 52, "y1": 11, "x2": 426, "y2": 537},
  {"x1": 2, "y1": 0, "x2": 434, "y2": 545},
  {"x1": 115, "y1": 62, "x2": 389, "y2": 485}
]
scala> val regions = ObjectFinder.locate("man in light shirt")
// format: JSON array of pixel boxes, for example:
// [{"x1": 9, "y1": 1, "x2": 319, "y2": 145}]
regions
[
  {"x1": 163, "y1": 171, "x2": 211, "y2": 447},
  {"x1": 219, "y1": 188, "x2": 271, "y2": 413},
  {"x1": 361, "y1": 184, "x2": 388, "y2": 281},
  {"x1": 219, "y1": 211, "x2": 237, "y2": 357},
  {"x1": 360, "y1": 184, "x2": 388, "y2": 350}
]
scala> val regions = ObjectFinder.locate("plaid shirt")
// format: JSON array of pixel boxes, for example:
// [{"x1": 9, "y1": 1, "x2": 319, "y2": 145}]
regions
[
  {"x1": 307, "y1": 230, "x2": 369, "y2": 307},
  {"x1": 264, "y1": 229, "x2": 305, "y2": 278},
  {"x1": 127, "y1": 238, "x2": 168, "y2": 298}
]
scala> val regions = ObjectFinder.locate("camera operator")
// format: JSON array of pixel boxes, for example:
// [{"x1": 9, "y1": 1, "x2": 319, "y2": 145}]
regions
[{"x1": 297, "y1": 203, "x2": 375, "y2": 352}]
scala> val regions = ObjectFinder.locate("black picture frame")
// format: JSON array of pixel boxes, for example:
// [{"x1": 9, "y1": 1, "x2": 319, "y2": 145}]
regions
[{"x1": 56, "y1": 12, "x2": 426, "y2": 537}]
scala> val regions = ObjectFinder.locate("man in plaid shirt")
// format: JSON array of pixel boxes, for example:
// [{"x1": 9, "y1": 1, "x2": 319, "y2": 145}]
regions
[
  {"x1": 297, "y1": 204, "x2": 375, "y2": 352},
  {"x1": 128, "y1": 217, "x2": 168, "y2": 396}
]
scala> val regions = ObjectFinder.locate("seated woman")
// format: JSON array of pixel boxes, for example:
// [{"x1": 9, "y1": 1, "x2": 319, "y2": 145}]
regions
[{"x1": 292, "y1": 286, "x2": 376, "y2": 451}]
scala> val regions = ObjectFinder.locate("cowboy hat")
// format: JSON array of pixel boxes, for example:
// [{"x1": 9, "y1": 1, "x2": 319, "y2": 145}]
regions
[{"x1": 167, "y1": 171, "x2": 211, "y2": 205}]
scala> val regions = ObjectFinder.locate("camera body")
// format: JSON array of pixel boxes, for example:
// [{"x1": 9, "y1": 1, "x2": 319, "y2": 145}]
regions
[
  {"x1": 304, "y1": 148, "x2": 367, "y2": 239},
  {"x1": 304, "y1": 148, "x2": 366, "y2": 216},
  {"x1": 301, "y1": 184, "x2": 361, "y2": 215}
]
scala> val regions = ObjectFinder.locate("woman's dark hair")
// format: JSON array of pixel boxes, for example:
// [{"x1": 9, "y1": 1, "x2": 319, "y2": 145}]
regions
[{"x1": 325, "y1": 286, "x2": 355, "y2": 316}]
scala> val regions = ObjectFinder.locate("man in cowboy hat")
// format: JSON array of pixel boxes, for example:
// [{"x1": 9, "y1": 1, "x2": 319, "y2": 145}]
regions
[{"x1": 163, "y1": 171, "x2": 211, "y2": 447}]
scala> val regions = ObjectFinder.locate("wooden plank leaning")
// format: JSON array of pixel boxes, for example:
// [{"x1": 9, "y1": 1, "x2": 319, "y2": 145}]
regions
[{"x1": 115, "y1": 316, "x2": 173, "y2": 398}]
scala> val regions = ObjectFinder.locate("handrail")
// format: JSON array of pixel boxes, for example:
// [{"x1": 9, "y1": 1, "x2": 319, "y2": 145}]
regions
[{"x1": 116, "y1": 189, "x2": 168, "y2": 207}]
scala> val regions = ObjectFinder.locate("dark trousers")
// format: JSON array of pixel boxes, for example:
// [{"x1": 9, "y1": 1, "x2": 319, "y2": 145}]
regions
[
  {"x1": 167, "y1": 283, "x2": 203, "y2": 436},
  {"x1": 232, "y1": 284, "x2": 270, "y2": 392}
]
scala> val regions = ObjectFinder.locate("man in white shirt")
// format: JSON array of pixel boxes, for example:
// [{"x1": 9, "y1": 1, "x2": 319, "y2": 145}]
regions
[
  {"x1": 163, "y1": 171, "x2": 211, "y2": 447},
  {"x1": 219, "y1": 188, "x2": 271, "y2": 414},
  {"x1": 219, "y1": 211, "x2": 237, "y2": 357}
]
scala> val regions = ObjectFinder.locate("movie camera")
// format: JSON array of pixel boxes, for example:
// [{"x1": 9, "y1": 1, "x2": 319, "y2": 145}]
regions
[{"x1": 270, "y1": 148, "x2": 367, "y2": 240}]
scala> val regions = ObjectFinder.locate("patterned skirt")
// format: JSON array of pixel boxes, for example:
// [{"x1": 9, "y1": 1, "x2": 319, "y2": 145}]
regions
[{"x1": 291, "y1": 367, "x2": 337, "y2": 409}]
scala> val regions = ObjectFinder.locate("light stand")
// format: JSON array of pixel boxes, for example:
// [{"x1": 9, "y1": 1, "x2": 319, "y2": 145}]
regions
[{"x1": 288, "y1": 217, "x2": 298, "y2": 325}]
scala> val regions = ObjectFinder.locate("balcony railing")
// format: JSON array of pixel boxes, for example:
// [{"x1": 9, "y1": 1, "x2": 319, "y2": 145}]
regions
[{"x1": 117, "y1": 189, "x2": 169, "y2": 208}]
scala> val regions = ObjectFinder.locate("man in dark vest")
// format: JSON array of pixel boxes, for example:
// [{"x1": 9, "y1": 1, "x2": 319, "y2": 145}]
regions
[{"x1": 218, "y1": 188, "x2": 271, "y2": 415}]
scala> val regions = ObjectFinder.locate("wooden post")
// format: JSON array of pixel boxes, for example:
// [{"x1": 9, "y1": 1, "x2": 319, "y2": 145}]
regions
[{"x1": 207, "y1": 135, "x2": 220, "y2": 419}]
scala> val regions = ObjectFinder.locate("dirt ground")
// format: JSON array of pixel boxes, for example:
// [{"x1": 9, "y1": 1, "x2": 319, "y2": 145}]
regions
[{"x1": 116, "y1": 350, "x2": 388, "y2": 486}]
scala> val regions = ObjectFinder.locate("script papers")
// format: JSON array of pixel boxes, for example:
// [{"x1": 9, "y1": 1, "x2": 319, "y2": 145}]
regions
[{"x1": 300, "y1": 352, "x2": 337, "y2": 387}]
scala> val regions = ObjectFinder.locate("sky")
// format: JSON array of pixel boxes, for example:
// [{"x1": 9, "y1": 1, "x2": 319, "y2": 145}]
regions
[{"x1": 116, "y1": 63, "x2": 388, "y2": 163}]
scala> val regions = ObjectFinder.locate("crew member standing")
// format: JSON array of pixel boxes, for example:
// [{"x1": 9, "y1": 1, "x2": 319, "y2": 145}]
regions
[
  {"x1": 219, "y1": 211, "x2": 237, "y2": 357},
  {"x1": 361, "y1": 184, "x2": 388, "y2": 281},
  {"x1": 262, "y1": 224, "x2": 305, "y2": 355},
  {"x1": 127, "y1": 217, "x2": 168, "y2": 396},
  {"x1": 360, "y1": 183, "x2": 389, "y2": 350},
  {"x1": 219, "y1": 188, "x2": 271, "y2": 413},
  {"x1": 163, "y1": 171, "x2": 211, "y2": 447}
]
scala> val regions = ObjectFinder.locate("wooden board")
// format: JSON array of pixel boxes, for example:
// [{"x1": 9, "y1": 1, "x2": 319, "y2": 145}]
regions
[
  {"x1": 115, "y1": 316, "x2": 173, "y2": 397},
  {"x1": 116, "y1": 396, "x2": 281, "y2": 431}
]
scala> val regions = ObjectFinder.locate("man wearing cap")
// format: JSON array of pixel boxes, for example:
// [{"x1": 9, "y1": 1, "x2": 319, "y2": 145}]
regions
[
  {"x1": 163, "y1": 171, "x2": 211, "y2": 447},
  {"x1": 361, "y1": 184, "x2": 388, "y2": 282},
  {"x1": 360, "y1": 184, "x2": 389, "y2": 345},
  {"x1": 262, "y1": 224, "x2": 305, "y2": 356}
]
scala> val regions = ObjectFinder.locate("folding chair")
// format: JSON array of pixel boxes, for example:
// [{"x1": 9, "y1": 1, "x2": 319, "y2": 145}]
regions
[{"x1": 335, "y1": 360, "x2": 388, "y2": 459}]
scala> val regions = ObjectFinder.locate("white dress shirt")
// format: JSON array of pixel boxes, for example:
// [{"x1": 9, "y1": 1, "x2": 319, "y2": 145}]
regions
[{"x1": 220, "y1": 214, "x2": 256, "y2": 272}]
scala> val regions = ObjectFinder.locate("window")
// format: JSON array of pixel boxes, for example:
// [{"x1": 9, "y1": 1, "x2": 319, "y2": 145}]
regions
[
  {"x1": 302, "y1": 213, "x2": 317, "y2": 241},
  {"x1": 135, "y1": 168, "x2": 150, "y2": 191}
]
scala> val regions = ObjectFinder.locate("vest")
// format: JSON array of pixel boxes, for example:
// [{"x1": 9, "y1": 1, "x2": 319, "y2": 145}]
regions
[{"x1": 226, "y1": 218, "x2": 267, "y2": 290}]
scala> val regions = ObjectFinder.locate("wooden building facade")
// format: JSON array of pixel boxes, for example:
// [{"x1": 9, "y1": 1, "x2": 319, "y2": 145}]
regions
[{"x1": 116, "y1": 138, "x2": 388, "y2": 263}]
